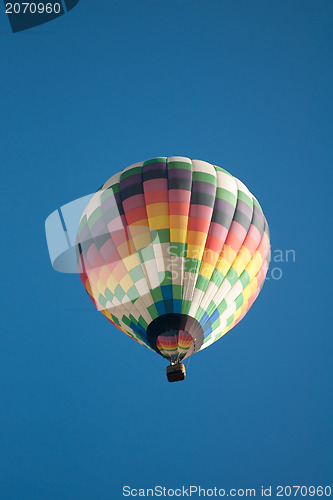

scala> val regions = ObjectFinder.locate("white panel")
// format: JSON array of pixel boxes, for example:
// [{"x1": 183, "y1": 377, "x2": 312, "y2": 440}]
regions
[
  {"x1": 167, "y1": 156, "x2": 192, "y2": 164},
  {"x1": 216, "y1": 169, "x2": 237, "y2": 194},
  {"x1": 225, "y1": 280, "x2": 243, "y2": 305},
  {"x1": 121, "y1": 161, "x2": 143, "y2": 174},
  {"x1": 199, "y1": 281, "x2": 219, "y2": 311},
  {"x1": 101, "y1": 171, "x2": 122, "y2": 190},
  {"x1": 210, "y1": 280, "x2": 232, "y2": 309}
]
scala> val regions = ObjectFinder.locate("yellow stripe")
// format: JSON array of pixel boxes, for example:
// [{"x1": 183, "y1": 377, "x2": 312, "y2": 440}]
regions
[
  {"x1": 216, "y1": 257, "x2": 233, "y2": 276},
  {"x1": 170, "y1": 227, "x2": 187, "y2": 243},
  {"x1": 246, "y1": 251, "x2": 263, "y2": 281},
  {"x1": 232, "y1": 246, "x2": 252, "y2": 275},
  {"x1": 119, "y1": 273, "x2": 134, "y2": 293},
  {"x1": 186, "y1": 243, "x2": 204, "y2": 260},
  {"x1": 106, "y1": 274, "x2": 118, "y2": 293},
  {"x1": 147, "y1": 215, "x2": 169, "y2": 229},
  {"x1": 198, "y1": 262, "x2": 215, "y2": 279},
  {"x1": 122, "y1": 253, "x2": 142, "y2": 271},
  {"x1": 243, "y1": 278, "x2": 257, "y2": 302}
]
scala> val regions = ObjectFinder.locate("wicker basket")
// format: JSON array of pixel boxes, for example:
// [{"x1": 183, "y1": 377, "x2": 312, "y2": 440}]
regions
[{"x1": 166, "y1": 363, "x2": 186, "y2": 382}]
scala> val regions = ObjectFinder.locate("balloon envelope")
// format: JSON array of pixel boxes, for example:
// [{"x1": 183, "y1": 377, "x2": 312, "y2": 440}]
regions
[{"x1": 76, "y1": 157, "x2": 270, "y2": 363}]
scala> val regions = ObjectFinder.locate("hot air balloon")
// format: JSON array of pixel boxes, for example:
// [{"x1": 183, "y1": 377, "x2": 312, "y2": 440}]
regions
[{"x1": 75, "y1": 157, "x2": 270, "y2": 382}]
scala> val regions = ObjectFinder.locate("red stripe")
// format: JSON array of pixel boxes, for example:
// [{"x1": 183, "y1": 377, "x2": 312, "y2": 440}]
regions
[
  {"x1": 169, "y1": 201, "x2": 190, "y2": 216},
  {"x1": 125, "y1": 206, "x2": 148, "y2": 225},
  {"x1": 145, "y1": 189, "x2": 168, "y2": 204}
]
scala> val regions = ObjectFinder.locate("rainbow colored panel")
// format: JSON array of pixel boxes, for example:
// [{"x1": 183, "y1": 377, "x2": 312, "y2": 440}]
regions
[{"x1": 156, "y1": 331, "x2": 193, "y2": 362}]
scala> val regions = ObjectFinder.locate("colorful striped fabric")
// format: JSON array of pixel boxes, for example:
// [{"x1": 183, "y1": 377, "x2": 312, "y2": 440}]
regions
[
  {"x1": 76, "y1": 157, "x2": 270, "y2": 363},
  {"x1": 156, "y1": 331, "x2": 193, "y2": 362}
]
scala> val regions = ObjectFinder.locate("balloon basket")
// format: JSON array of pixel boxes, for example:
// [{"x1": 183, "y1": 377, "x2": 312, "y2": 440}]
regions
[{"x1": 166, "y1": 363, "x2": 186, "y2": 383}]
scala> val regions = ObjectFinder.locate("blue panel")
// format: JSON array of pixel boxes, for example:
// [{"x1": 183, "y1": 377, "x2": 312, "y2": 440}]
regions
[
  {"x1": 203, "y1": 325, "x2": 213, "y2": 338},
  {"x1": 164, "y1": 299, "x2": 173, "y2": 314},
  {"x1": 209, "y1": 309, "x2": 220, "y2": 324},
  {"x1": 200, "y1": 312, "x2": 209, "y2": 326},
  {"x1": 161, "y1": 285, "x2": 173, "y2": 300},
  {"x1": 155, "y1": 301, "x2": 166, "y2": 316},
  {"x1": 173, "y1": 300, "x2": 183, "y2": 314},
  {"x1": 130, "y1": 322, "x2": 146, "y2": 342}
]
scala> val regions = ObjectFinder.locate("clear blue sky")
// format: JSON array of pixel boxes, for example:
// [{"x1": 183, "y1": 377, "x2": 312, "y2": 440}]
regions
[{"x1": 0, "y1": 1, "x2": 332, "y2": 499}]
